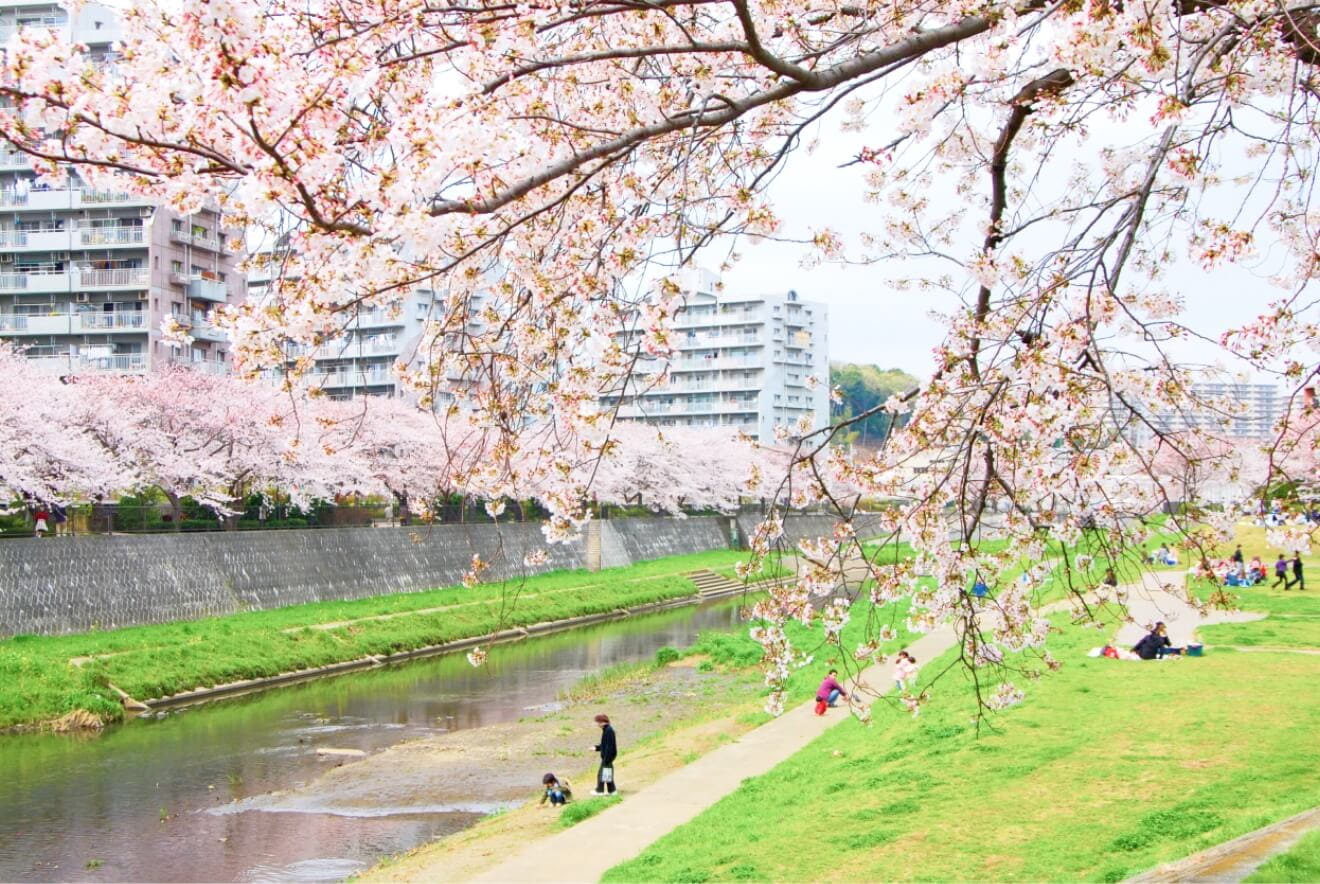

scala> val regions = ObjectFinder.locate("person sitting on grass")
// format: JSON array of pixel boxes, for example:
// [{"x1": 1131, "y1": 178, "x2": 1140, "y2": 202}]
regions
[
  {"x1": 1154, "y1": 544, "x2": 1179, "y2": 566},
  {"x1": 539, "y1": 773, "x2": 572, "y2": 807},
  {"x1": 1249, "y1": 556, "x2": 1265, "y2": 582},
  {"x1": 1133, "y1": 622, "x2": 1182, "y2": 660}
]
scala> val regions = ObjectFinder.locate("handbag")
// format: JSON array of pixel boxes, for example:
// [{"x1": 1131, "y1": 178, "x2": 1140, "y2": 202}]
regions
[{"x1": 600, "y1": 766, "x2": 614, "y2": 784}]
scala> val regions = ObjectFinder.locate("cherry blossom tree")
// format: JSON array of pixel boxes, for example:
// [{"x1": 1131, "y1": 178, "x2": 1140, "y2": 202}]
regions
[
  {"x1": 583, "y1": 423, "x2": 768, "y2": 513},
  {"x1": 75, "y1": 367, "x2": 340, "y2": 525},
  {"x1": 3, "y1": 0, "x2": 1320, "y2": 714},
  {"x1": 0, "y1": 344, "x2": 130, "y2": 506}
]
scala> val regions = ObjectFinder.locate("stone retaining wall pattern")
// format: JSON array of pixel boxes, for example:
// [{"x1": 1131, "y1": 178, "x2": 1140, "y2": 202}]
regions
[
  {"x1": 0, "y1": 522, "x2": 581, "y2": 637},
  {"x1": 0, "y1": 514, "x2": 876, "y2": 637}
]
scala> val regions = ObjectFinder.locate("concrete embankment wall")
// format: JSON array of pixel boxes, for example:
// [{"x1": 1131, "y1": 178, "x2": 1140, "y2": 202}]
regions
[
  {"x1": 0, "y1": 517, "x2": 733, "y2": 637},
  {"x1": 600, "y1": 517, "x2": 735, "y2": 568},
  {"x1": 0, "y1": 513, "x2": 865, "y2": 637},
  {"x1": 0, "y1": 523, "x2": 581, "y2": 637}
]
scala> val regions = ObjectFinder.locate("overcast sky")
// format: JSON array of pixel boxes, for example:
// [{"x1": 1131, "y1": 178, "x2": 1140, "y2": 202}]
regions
[{"x1": 713, "y1": 121, "x2": 1286, "y2": 383}]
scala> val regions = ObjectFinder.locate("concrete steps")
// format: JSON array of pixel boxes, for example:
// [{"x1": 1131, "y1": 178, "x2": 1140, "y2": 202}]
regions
[{"x1": 684, "y1": 569, "x2": 744, "y2": 598}]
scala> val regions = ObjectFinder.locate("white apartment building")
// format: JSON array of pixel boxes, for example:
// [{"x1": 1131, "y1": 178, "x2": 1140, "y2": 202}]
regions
[
  {"x1": 0, "y1": 1, "x2": 243, "y2": 376},
  {"x1": 1124, "y1": 381, "x2": 1283, "y2": 443},
  {"x1": 1188, "y1": 382, "x2": 1283, "y2": 439},
  {"x1": 246, "y1": 248, "x2": 442, "y2": 399},
  {"x1": 605, "y1": 270, "x2": 830, "y2": 440}
]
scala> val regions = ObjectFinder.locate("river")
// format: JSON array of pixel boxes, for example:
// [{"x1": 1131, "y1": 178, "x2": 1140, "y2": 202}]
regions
[{"x1": 0, "y1": 598, "x2": 747, "y2": 882}]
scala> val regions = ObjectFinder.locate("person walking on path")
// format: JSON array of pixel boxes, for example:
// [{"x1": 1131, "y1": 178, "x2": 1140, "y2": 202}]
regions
[
  {"x1": 1273, "y1": 554, "x2": 1289, "y2": 589},
  {"x1": 591, "y1": 714, "x2": 618, "y2": 796},
  {"x1": 1286, "y1": 552, "x2": 1305, "y2": 591},
  {"x1": 32, "y1": 506, "x2": 49, "y2": 538},
  {"x1": 51, "y1": 503, "x2": 68, "y2": 537},
  {"x1": 893, "y1": 652, "x2": 918, "y2": 693}
]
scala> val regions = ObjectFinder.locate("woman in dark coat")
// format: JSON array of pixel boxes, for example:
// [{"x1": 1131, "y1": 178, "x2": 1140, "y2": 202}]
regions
[
  {"x1": 592, "y1": 713, "x2": 618, "y2": 795},
  {"x1": 1133, "y1": 622, "x2": 1175, "y2": 660}
]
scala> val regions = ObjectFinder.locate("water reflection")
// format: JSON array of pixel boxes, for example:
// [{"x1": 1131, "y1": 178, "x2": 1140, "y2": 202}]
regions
[{"x1": 0, "y1": 599, "x2": 745, "y2": 882}]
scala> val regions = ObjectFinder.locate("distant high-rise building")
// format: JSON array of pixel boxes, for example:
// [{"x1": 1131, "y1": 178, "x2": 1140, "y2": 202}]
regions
[
  {"x1": 603, "y1": 270, "x2": 830, "y2": 440},
  {"x1": 246, "y1": 243, "x2": 454, "y2": 399},
  {"x1": 0, "y1": 1, "x2": 243, "y2": 376},
  {"x1": 1124, "y1": 380, "x2": 1283, "y2": 443}
]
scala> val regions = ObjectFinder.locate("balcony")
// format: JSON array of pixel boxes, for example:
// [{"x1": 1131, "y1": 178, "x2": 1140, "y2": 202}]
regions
[
  {"x1": 680, "y1": 333, "x2": 762, "y2": 349},
  {"x1": 616, "y1": 403, "x2": 673, "y2": 417},
  {"x1": 190, "y1": 233, "x2": 221, "y2": 252},
  {"x1": 187, "y1": 319, "x2": 228, "y2": 343},
  {"x1": 0, "y1": 187, "x2": 151, "y2": 211},
  {"x1": 311, "y1": 365, "x2": 395, "y2": 388},
  {"x1": 316, "y1": 336, "x2": 399, "y2": 358},
  {"x1": 81, "y1": 352, "x2": 148, "y2": 373},
  {"x1": 79, "y1": 268, "x2": 149, "y2": 289},
  {"x1": 187, "y1": 360, "x2": 230, "y2": 376},
  {"x1": 78, "y1": 189, "x2": 149, "y2": 207},
  {"x1": 26, "y1": 352, "x2": 147, "y2": 375},
  {"x1": 0, "y1": 18, "x2": 68, "y2": 44},
  {"x1": 671, "y1": 356, "x2": 760, "y2": 373},
  {"x1": 0, "y1": 228, "x2": 73, "y2": 250},
  {"x1": 0, "y1": 312, "x2": 74, "y2": 335},
  {"x1": 81, "y1": 226, "x2": 145, "y2": 247},
  {"x1": 354, "y1": 309, "x2": 405, "y2": 329},
  {"x1": 186, "y1": 276, "x2": 228, "y2": 303},
  {"x1": 676, "y1": 309, "x2": 762, "y2": 328},
  {"x1": 72, "y1": 17, "x2": 121, "y2": 45},
  {"x1": 0, "y1": 270, "x2": 71, "y2": 293},
  {"x1": 78, "y1": 310, "x2": 147, "y2": 331},
  {"x1": 169, "y1": 228, "x2": 192, "y2": 246},
  {"x1": 0, "y1": 149, "x2": 30, "y2": 171}
]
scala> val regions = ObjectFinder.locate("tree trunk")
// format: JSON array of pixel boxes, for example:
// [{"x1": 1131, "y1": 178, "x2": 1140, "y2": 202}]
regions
[
  {"x1": 163, "y1": 489, "x2": 183, "y2": 532},
  {"x1": 394, "y1": 490, "x2": 412, "y2": 526}
]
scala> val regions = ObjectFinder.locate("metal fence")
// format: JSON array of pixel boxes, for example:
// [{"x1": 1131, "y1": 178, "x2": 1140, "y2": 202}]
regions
[{"x1": 0, "y1": 499, "x2": 781, "y2": 538}]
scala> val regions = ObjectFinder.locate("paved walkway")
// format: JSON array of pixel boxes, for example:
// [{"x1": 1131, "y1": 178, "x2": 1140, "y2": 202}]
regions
[
  {"x1": 1128, "y1": 806, "x2": 1320, "y2": 883},
  {"x1": 466, "y1": 573, "x2": 1265, "y2": 883},
  {"x1": 1113, "y1": 577, "x2": 1265, "y2": 651},
  {"x1": 470, "y1": 621, "x2": 958, "y2": 883}
]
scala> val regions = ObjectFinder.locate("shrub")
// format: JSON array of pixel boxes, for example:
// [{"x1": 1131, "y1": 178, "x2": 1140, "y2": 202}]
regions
[
  {"x1": 689, "y1": 631, "x2": 762, "y2": 668},
  {"x1": 654, "y1": 646, "x2": 680, "y2": 666}
]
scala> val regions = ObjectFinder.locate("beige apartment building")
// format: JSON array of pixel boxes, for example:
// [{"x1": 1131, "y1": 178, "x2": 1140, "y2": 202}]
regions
[{"x1": 0, "y1": 1, "x2": 244, "y2": 375}]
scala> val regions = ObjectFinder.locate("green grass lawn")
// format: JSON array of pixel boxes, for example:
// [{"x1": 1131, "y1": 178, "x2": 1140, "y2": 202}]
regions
[
  {"x1": 1194, "y1": 531, "x2": 1319, "y2": 650},
  {"x1": 606, "y1": 597, "x2": 1320, "y2": 882},
  {"x1": 1244, "y1": 828, "x2": 1320, "y2": 882},
  {"x1": 0, "y1": 548, "x2": 758, "y2": 730}
]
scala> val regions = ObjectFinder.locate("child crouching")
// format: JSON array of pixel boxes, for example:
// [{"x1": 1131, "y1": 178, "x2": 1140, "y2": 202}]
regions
[{"x1": 539, "y1": 773, "x2": 572, "y2": 807}]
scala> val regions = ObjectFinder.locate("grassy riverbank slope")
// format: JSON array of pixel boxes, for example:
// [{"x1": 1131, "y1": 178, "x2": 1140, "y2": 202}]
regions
[
  {"x1": 0, "y1": 548, "x2": 768, "y2": 731},
  {"x1": 605, "y1": 532, "x2": 1320, "y2": 883},
  {"x1": 607, "y1": 612, "x2": 1320, "y2": 881}
]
